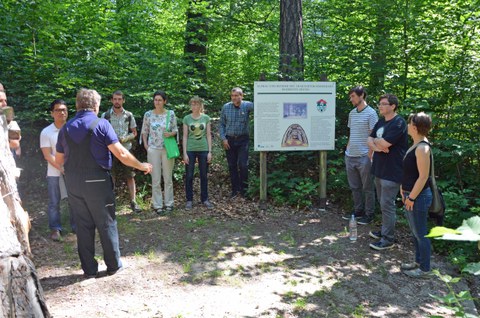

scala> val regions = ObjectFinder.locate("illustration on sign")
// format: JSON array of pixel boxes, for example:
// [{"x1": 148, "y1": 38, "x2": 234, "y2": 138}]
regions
[
  {"x1": 283, "y1": 103, "x2": 307, "y2": 119},
  {"x1": 281, "y1": 124, "x2": 309, "y2": 147}
]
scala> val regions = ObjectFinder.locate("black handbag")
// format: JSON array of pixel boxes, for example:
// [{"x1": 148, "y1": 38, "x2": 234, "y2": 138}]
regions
[{"x1": 426, "y1": 143, "x2": 446, "y2": 225}]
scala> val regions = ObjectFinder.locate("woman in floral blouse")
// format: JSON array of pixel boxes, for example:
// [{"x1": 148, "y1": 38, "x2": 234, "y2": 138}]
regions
[{"x1": 141, "y1": 90, "x2": 178, "y2": 214}]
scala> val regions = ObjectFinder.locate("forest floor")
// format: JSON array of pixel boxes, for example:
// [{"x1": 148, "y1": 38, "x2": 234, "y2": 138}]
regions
[
  {"x1": 17, "y1": 123, "x2": 477, "y2": 318},
  {"x1": 24, "y1": 184, "x2": 478, "y2": 318}
]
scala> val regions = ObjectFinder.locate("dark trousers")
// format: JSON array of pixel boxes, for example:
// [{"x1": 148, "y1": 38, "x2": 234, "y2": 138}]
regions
[
  {"x1": 66, "y1": 169, "x2": 122, "y2": 276},
  {"x1": 225, "y1": 136, "x2": 249, "y2": 196},
  {"x1": 185, "y1": 151, "x2": 209, "y2": 202}
]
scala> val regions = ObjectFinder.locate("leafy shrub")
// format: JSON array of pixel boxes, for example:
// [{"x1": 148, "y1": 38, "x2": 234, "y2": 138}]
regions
[{"x1": 247, "y1": 152, "x2": 321, "y2": 208}]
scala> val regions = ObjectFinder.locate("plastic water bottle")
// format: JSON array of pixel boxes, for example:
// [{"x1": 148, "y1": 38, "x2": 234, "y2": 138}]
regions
[{"x1": 349, "y1": 214, "x2": 357, "y2": 241}]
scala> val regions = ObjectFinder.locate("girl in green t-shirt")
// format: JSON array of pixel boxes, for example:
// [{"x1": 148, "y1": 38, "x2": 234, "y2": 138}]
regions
[{"x1": 182, "y1": 96, "x2": 213, "y2": 210}]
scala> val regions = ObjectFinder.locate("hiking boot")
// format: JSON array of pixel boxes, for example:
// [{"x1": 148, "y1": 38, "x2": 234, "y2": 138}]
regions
[
  {"x1": 154, "y1": 207, "x2": 165, "y2": 216},
  {"x1": 403, "y1": 268, "x2": 432, "y2": 279},
  {"x1": 50, "y1": 230, "x2": 61, "y2": 242},
  {"x1": 203, "y1": 200, "x2": 214, "y2": 209},
  {"x1": 107, "y1": 266, "x2": 124, "y2": 276},
  {"x1": 342, "y1": 212, "x2": 364, "y2": 220},
  {"x1": 185, "y1": 201, "x2": 193, "y2": 210},
  {"x1": 369, "y1": 230, "x2": 382, "y2": 240},
  {"x1": 165, "y1": 206, "x2": 174, "y2": 213},
  {"x1": 369, "y1": 240, "x2": 395, "y2": 251},
  {"x1": 357, "y1": 215, "x2": 373, "y2": 225},
  {"x1": 401, "y1": 262, "x2": 419, "y2": 271},
  {"x1": 131, "y1": 201, "x2": 142, "y2": 213},
  {"x1": 83, "y1": 273, "x2": 98, "y2": 279}
]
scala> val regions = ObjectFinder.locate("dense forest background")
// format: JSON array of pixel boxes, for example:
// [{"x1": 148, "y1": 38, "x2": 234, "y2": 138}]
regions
[{"x1": 1, "y1": 0, "x2": 479, "y2": 265}]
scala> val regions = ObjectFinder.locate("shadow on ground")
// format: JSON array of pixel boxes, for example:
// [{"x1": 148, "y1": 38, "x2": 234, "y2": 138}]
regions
[{"x1": 18, "y1": 126, "x2": 474, "y2": 318}]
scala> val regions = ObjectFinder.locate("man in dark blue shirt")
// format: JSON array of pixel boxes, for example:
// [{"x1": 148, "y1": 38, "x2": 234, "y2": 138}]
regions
[
  {"x1": 56, "y1": 88, "x2": 152, "y2": 278},
  {"x1": 219, "y1": 87, "x2": 254, "y2": 198},
  {"x1": 367, "y1": 94, "x2": 408, "y2": 251}
]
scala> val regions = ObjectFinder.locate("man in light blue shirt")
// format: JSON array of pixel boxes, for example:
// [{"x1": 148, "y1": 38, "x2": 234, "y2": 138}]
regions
[{"x1": 219, "y1": 87, "x2": 254, "y2": 198}]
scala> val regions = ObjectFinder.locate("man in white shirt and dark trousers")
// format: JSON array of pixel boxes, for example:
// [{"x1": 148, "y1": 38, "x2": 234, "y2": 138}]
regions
[
  {"x1": 40, "y1": 99, "x2": 75, "y2": 241},
  {"x1": 343, "y1": 86, "x2": 378, "y2": 225}
]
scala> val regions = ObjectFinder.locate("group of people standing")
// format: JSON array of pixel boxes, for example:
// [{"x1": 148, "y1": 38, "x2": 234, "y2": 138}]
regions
[
  {"x1": 21, "y1": 81, "x2": 433, "y2": 280},
  {"x1": 345, "y1": 86, "x2": 434, "y2": 278},
  {"x1": 38, "y1": 87, "x2": 252, "y2": 278}
]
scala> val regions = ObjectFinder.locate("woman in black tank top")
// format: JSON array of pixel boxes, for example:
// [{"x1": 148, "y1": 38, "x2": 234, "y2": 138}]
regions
[{"x1": 400, "y1": 112, "x2": 433, "y2": 278}]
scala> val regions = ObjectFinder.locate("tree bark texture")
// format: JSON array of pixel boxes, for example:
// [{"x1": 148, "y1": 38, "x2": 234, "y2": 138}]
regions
[
  {"x1": 279, "y1": 0, "x2": 304, "y2": 81},
  {"x1": 184, "y1": 0, "x2": 208, "y2": 96},
  {"x1": 0, "y1": 112, "x2": 50, "y2": 317},
  {"x1": 369, "y1": 3, "x2": 390, "y2": 96}
]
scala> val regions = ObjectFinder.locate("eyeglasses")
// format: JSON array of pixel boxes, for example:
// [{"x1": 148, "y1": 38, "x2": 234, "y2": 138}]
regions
[
  {"x1": 54, "y1": 109, "x2": 68, "y2": 113},
  {"x1": 378, "y1": 103, "x2": 391, "y2": 107}
]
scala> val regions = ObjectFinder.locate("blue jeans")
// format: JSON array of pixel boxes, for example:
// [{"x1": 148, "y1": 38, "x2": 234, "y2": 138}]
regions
[
  {"x1": 375, "y1": 177, "x2": 400, "y2": 244},
  {"x1": 403, "y1": 188, "x2": 432, "y2": 271},
  {"x1": 345, "y1": 155, "x2": 375, "y2": 216},
  {"x1": 225, "y1": 136, "x2": 249, "y2": 196},
  {"x1": 47, "y1": 176, "x2": 75, "y2": 232},
  {"x1": 185, "y1": 151, "x2": 209, "y2": 202}
]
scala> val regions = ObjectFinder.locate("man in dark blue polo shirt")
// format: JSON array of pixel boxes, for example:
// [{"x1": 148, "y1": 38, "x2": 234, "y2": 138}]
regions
[
  {"x1": 367, "y1": 94, "x2": 408, "y2": 251},
  {"x1": 219, "y1": 87, "x2": 254, "y2": 198},
  {"x1": 56, "y1": 88, "x2": 152, "y2": 278}
]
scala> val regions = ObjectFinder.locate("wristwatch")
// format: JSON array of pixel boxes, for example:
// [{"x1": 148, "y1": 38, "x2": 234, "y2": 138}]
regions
[{"x1": 406, "y1": 195, "x2": 416, "y2": 202}]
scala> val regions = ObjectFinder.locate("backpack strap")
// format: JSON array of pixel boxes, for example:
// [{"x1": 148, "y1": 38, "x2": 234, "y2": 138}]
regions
[
  {"x1": 88, "y1": 118, "x2": 101, "y2": 136},
  {"x1": 417, "y1": 141, "x2": 436, "y2": 185},
  {"x1": 125, "y1": 110, "x2": 133, "y2": 128},
  {"x1": 104, "y1": 108, "x2": 133, "y2": 128},
  {"x1": 166, "y1": 110, "x2": 171, "y2": 131},
  {"x1": 103, "y1": 108, "x2": 112, "y2": 121}
]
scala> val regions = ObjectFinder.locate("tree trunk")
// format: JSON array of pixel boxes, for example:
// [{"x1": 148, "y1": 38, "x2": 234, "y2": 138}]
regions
[
  {"x1": 184, "y1": 0, "x2": 208, "y2": 97},
  {"x1": 279, "y1": 0, "x2": 304, "y2": 81},
  {"x1": 369, "y1": 3, "x2": 390, "y2": 96},
  {"x1": 0, "y1": 111, "x2": 50, "y2": 317},
  {"x1": 402, "y1": 0, "x2": 410, "y2": 101}
]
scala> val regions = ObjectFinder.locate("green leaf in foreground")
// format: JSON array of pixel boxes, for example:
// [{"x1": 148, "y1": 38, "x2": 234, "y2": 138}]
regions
[
  {"x1": 462, "y1": 262, "x2": 480, "y2": 276},
  {"x1": 426, "y1": 227, "x2": 460, "y2": 238}
]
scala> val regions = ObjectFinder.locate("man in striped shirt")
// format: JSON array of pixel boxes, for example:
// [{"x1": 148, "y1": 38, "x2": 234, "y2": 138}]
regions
[{"x1": 343, "y1": 86, "x2": 378, "y2": 224}]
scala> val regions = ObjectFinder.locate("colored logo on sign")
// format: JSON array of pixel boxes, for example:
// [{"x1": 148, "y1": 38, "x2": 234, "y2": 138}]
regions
[{"x1": 316, "y1": 99, "x2": 327, "y2": 112}]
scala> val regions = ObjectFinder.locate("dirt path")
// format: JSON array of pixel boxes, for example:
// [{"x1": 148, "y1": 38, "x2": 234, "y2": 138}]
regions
[{"x1": 26, "y1": 195, "x2": 476, "y2": 318}]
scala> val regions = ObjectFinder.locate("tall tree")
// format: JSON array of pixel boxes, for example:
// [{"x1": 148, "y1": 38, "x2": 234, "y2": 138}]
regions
[
  {"x1": 368, "y1": 1, "x2": 392, "y2": 96},
  {"x1": 184, "y1": 0, "x2": 209, "y2": 97},
  {"x1": 0, "y1": 111, "x2": 50, "y2": 316},
  {"x1": 279, "y1": 0, "x2": 304, "y2": 81}
]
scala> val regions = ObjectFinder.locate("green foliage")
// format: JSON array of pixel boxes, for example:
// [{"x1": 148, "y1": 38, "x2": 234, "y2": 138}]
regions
[
  {"x1": 429, "y1": 270, "x2": 477, "y2": 318},
  {"x1": 1, "y1": 0, "x2": 479, "y2": 262},
  {"x1": 428, "y1": 216, "x2": 480, "y2": 276},
  {"x1": 426, "y1": 227, "x2": 462, "y2": 238},
  {"x1": 248, "y1": 152, "x2": 320, "y2": 208},
  {"x1": 428, "y1": 216, "x2": 480, "y2": 242},
  {"x1": 463, "y1": 263, "x2": 480, "y2": 276}
]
